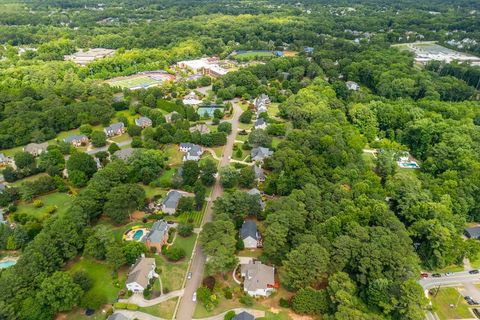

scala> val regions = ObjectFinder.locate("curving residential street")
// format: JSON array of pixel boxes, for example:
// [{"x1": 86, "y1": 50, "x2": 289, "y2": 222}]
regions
[{"x1": 174, "y1": 100, "x2": 243, "y2": 320}]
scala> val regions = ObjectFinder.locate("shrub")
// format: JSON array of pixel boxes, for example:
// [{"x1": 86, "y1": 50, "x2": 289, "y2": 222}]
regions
[
  {"x1": 178, "y1": 223, "x2": 194, "y2": 237},
  {"x1": 33, "y1": 199, "x2": 44, "y2": 208},
  {"x1": 239, "y1": 294, "x2": 254, "y2": 306},
  {"x1": 224, "y1": 310, "x2": 236, "y2": 320},
  {"x1": 202, "y1": 276, "x2": 216, "y2": 291},
  {"x1": 279, "y1": 297, "x2": 290, "y2": 308},
  {"x1": 45, "y1": 205, "x2": 57, "y2": 214},
  {"x1": 150, "y1": 246, "x2": 157, "y2": 253},
  {"x1": 114, "y1": 302, "x2": 127, "y2": 309},
  {"x1": 223, "y1": 286, "x2": 233, "y2": 299},
  {"x1": 126, "y1": 303, "x2": 139, "y2": 310},
  {"x1": 164, "y1": 247, "x2": 186, "y2": 261}
]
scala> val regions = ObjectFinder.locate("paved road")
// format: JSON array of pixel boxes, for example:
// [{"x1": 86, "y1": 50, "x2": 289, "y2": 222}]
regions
[
  {"x1": 175, "y1": 99, "x2": 243, "y2": 320},
  {"x1": 419, "y1": 271, "x2": 480, "y2": 290},
  {"x1": 86, "y1": 138, "x2": 132, "y2": 155}
]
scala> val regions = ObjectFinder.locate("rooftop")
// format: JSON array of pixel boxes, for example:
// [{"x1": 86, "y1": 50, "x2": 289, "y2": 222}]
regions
[
  {"x1": 241, "y1": 261, "x2": 275, "y2": 292},
  {"x1": 145, "y1": 220, "x2": 169, "y2": 244},
  {"x1": 163, "y1": 190, "x2": 183, "y2": 209},
  {"x1": 126, "y1": 257, "x2": 155, "y2": 288},
  {"x1": 240, "y1": 220, "x2": 258, "y2": 240}
]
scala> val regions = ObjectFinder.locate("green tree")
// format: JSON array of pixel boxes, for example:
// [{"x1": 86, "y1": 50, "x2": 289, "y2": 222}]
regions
[
  {"x1": 106, "y1": 243, "x2": 126, "y2": 271},
  {"x1": 104, "y1": 184, "x2": 145, "y2": 224},
  {"x1": 66, "y1": 152, "x2": 97, "y2": 179},
  {"x1": 182, "y1": 160, "x2": 200, "y2": 186},
  {"x1": 14, "y1": 152, "x2": 35, "y2": 170},
  {"x1": 37, "y1": 272, "x2": 82, "y2": 314},
  {"x1": 123, "y1": 241, "x2": 147, "y2": 264},
  {"x1": 200, "y1": 159, "x2": 217, "y2": 186},
  {"x1": 220, "y1": 167, "x2": 238, "y2": 188},
  {"x1": 239, "y1": 110, "x2": 253, "y2": 124},
  {"x1": 91, "y1": 131, "x2": 107, "y2": 147}
]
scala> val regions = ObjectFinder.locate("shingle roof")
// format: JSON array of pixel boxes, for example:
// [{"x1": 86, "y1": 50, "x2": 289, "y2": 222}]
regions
[
  {"x1": 105, "y1": 122, "x2": 124, "y2": 132},
  {"x1": 241, "y1": 261, "x2": 275, "y2": 292},
  {"x1": 107, "y1": 313, "x2": 130, "y2": 320},
  {"x1": 251, "y1": 147, "x2": 273, "y2": 161},
  {"x1": 126, "y1": 257, "x2": 155, "y2": 288},
  {"x1": 145, "y1": 220, "x2": 169, "y2": 244},
  {"x1": 255, "y1": 118, "x2": 266, "y2": 126},
  {"x1": 24, "y1": 142, "x2": 48, "y2": 154},
  {"x1": 240, "y1": 220, "x2": 257, "y2": 240},
  {"x1": 135, "y1": 116, "x2": 152, "y2": 126},
  {"x1": 254, "y1": 165, "x2": 265, "y2": 180},
  {"x1": 163, "y1": 190, "x2": 183, "y2": 209},
  {"x1": 63, "y1": 134, "x2": 88, "y2": 143},
  {"x1": 465, "y1": 227, "x2": 480, "y2": 239},
  {"x1": 114, "y1": 148, "x2": 135, "y2": 161},
  {"x1": 233, "y1": 311, "x2": 255, "y2": 320}
]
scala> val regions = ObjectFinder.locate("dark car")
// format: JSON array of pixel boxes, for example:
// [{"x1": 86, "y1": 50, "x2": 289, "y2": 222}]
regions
[
  {"x1": 472, "y1": 308, "x2": 480, "y2": 318},
  {"x1": 431, "y1": 273, "x2": 442, "y2": 278},
  {"x1": 420, "y1": 273, "x2": 429, "y2": 278},
  {"x1": 470, "y1": 269, "x2": 480, "y2": 274}
]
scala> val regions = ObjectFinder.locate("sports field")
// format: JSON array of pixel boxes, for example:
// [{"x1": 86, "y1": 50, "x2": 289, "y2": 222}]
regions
[
  {"x1": 234, "y1": 51, "x2": 275, "y2": 59},
  {"x1": 106, "y1": 71, "x2": 175, "y2": 90}
]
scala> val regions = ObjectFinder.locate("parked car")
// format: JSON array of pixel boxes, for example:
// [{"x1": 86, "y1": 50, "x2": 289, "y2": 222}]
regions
[
  {"x1": 420, "y1": 273, "x2": 429, "y2": 278},
  {"x1": 432, "y1": 273, "x2": 442, "y2": 278},
  {"x1": 470, "y1": 269, "x2": 479, "y2": 274},
  {"x1": 445, "y1": 272, "x2": 453, "y2": 276},
  {"x1": 472, "y1": 308, "x2": 480, "y2": 318},
  {"x1": 187, "y1": 272, "x2": 192, "y2": 280},
  {"x1": 192, "y1": 292, "x2": 197, "y2": 302}
]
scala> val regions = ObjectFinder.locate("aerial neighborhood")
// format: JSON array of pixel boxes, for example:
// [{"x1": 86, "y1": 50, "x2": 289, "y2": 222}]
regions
[{"x1": 1, "y1": 1, "x2": 479, "y2": 320}]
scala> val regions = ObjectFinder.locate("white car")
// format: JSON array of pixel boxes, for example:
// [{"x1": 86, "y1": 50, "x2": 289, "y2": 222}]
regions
[
  {"x1": 192, "y1": 292, "x2": 197, "y2": 302},
  {"x1": 445, "y1": 272, "x2": 453, "y2": 277},
  {"x1": 187, "y1": 272, "x2": 192, "y2": 279}
]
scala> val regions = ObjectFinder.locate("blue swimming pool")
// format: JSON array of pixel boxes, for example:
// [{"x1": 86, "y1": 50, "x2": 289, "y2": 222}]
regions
[
  {"x1": 133, "y1": 229, "x2": 144, "y2": 241},
  {"x1": 0, "y1": 260, "x2": 17, "y2": 269}
]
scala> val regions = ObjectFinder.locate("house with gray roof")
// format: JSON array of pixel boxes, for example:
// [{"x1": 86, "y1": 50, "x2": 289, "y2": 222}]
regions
[
  {"x1": 254, "y1": 94, "x2": 270, "y2": 110},
  {"x1": 114, "y1": 148, "x2": 136, "y2": 161},
  {"x1": 144, "y1": 220, "x2": 169, "y2": 252},
  {"x1": 189, "y1": 123, "x2": 211, "y2": 134},
  {"x1": 240, "y1": 220, "x2": 259, "y2": 249},
  {"x1": 251, "y1": 147, "x2": 273, "y2": 162},
  {"x1": 107, "y1": 313, "x2": 130, "y2": 320},
  {"x1": 346, "y1": 81, "x2": 360, "y2": 91},
  {"x1": 126, "y1": 256, "x2": 156, "y2": 293},
  {"x1": 254, "y1": 165, "x2": 266, "y2": 182},
  {"x1": 24, "y1": 142, "x2": 48, "y2": 156},
  {"x1": 0, "y1": 154, "x2": 13, "y2": 166},
  {"x1": 233, "y1": 311, "x2": 255, "y2": 320},
  {"x1": 465, "y1": 226, "x2": 480, "y2": 239},
  {"x1": 162, "y1": 190, "x2": 187, "y2": 215},
  {"x1": 0, "y1": 183, "x2": 6, "y2": 193},
  {"x1": 240, "y1": 261, "x2": 276, "y2": 297},
  {"x1": 104, "y1": 122, "x2": 125, "y2": 137},
  {"x1": 179, "y1": 143, "x2": 203, "y2": 161},
  {"x1": 247, "y1": 188, "x2": 266, "y2": 210},
  {"x1": 64, "y1": 134, "x2": 89, "y2": 147},
  {"x1": 254, "y1": 118, "x2": 267, "y2": 130},
  {"x1": 135, "y1": 116, "x2": 153, "y2": 128}
]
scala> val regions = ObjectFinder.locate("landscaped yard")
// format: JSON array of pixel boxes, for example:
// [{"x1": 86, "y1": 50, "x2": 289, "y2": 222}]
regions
[
  {"x1": 10, "y1": 172, "x2": 49, "y2": 187},
  {"x1": 109, "y1": 133, "x2": 131, "y2": 144},
  {"x1": 141, "y1": 184, "x2": 168, "y2": 199},
  {"x1": 271, "y1": 137, "x2": 283, "y2": 148},
  {"x1": 267, "y1": 103, "x2": 280, "y2": 119},
  {"x1": 114, "y1": 110, "x2": 139, "y2": 124},
  {"x1": 155, "y1": 234, "x2": 197, "y2": 291},
  {"x1": 164, "y1": 144, "x2": 184, "y2": 167},
  {"x1": 15, "y1": 192, "x2": 75, "y2": 221},
  {"x1": 139, "y1": 298, "x2": 178, "y2": 318},
  {"x1": 164, "y1": 210, "x2": 204, "y2": 227},
  {"x1": 431, "y1": 287, "x2": 472, "y2": 320},
  {"x1": 67, "y1": 258, "x2": 127, "y2": 305}
]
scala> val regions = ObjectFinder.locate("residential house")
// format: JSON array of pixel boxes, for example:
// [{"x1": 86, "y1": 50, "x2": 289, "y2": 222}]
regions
[
  {"x1": 24, "y1": 142, "x2": 48, "y2": 156},
  {"x1": 254, "y1": 118, "x2": 267, "y2": 130},
  {"x1": 179, "y1": 143, "x2": 203, "y2": 161},
  {"x1": 465, "y1": 227, "x2": 480, "y2": 239},
  {"x1": 189, "y1": 124, "x2": 211, "y2": 134},
  {"x1": 251, "y1": 147, "x2": 273, "y2": 162},
  {"x1": 135, "y1": 116, "x2": 153, "y2": 128},
  {"x1": 304, "y1": 46, "x2": 315, "y2": 54},
  {"x1": 165, "y1": 111, "x2": 180, "y2": 123},
  {"x1": 126, "y1": 256, "x2": 157, "y2": 293},
  {"x1": 233, "y1": 311, "x2": 255, "y2": 320},
  {"x1": 144, "y1": 220, "x2": 169, "y2": 251},
  {"x1": 240, "y1": 220, "x2": 259, "y2": 249},
  {"x1": 114, "y1": 148, "x2": 135, "y2": 161},
  {"x1": 254, "y1": 94, "x2": 270, "y2": 111},
  {"x1": 0, "y1": 154, "x2": 13, "y2": 166},
  {"x1": 64, "y1": 135, "x2": 89, "y2": 147},
  {"x1": 107, "y1": 313, "x2": 130, "y2": 320},
  {"x1": 253, "y1": 165, "x2": 266, "y2": 182},
  {"x1": 240, "y1": 261, "x2": 276, "y2": 297},
  {"x1": 0, "y1": 183, "x2": 6, "y2": 193},
  {"x1": 104, "y1": 122, "x2": 125, "y2": 137},
  {"x1": 257, "y1": 105, "x2": 268, "y2": 115},
  {"x1": 0, "y1": 209, "x2": 7, "y2": 225},
  {"x1": 182, "y1": 92, "x2": 203, "y2": 106},
  {"x1": 247, "y1": 188, "x2": 266, "y2": 210},
  {"x1": 346, "y1": 81, "x2": 360, "y2": 91},
  {"x1": 161, "y1": 190, "x2": 184, "y2": 215}
]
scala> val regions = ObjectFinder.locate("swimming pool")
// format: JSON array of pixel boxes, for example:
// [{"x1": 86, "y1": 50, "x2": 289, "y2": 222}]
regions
[
  {"x1": 0, "y1": 260, "x2": 17, "y2": 269},
  {"x1": 133, "y1": 229, "x2": 144, "y2": 241}
]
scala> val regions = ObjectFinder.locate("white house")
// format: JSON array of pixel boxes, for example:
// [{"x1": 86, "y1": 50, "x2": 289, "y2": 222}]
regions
[
  {"x1": 240, "y1": 261, "x2": 276, "y2": 297},
  {"x1": 126, "y1": 257, "x2": 157, "y2": 293},
  {"x1": 346, "y1": 81, "x2": 360, "y2": 91},
  {"x1": 104, "y1": 122, "x2": 125, "y2": 137}
]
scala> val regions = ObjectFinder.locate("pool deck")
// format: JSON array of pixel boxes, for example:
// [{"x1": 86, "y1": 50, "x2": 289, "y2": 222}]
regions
[
  {"x1": 0, "y1": 256, "x2": 18, "y2": 269},
  {"x1": 124, "y1": 227, "x2": 150, "y2": 241}
]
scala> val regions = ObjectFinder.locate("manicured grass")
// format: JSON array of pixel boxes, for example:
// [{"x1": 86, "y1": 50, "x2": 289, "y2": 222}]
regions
[
  {"x1": 114, "y1": 110, "x2": 138, "y2": 124},
  {"x1": 110, "y1": 220, "x2": 153, "y2": 242},
  {"x1": 164, "y1": 144, "x2": 184, "y2": 167},
  {"x1": 10, "y1": 172, "x2": 49, "y2": 187},
  {"x1": 267, "y1": 103, "x2": 280, "y2": 118},
  {"x1": 237, "y1": 248, "x2": 263, "y2": 258},
  {"x1": 62, "y1": 308, "x2": 108, "y2": 320},
  {"x1": 432, "y1": 264, "x2": 465, "y2": 273},
  {"x1": 238, "y1": 122, "x2": 252, "y2": 130},
  {"x1": 211, "y1": 146, "x2": 224, "y2": 158},
  {"x1": 142, "y1": 184, "x2": 168, "y2": 199},
  {"x1": 199, "y1": 154, "x2": 219, "y2": 167},
  {"x1": 235, "y1": 51, "x2": 275, "y2": 59},
  {"x1": 139, "y1": 298, "x2": 178, "y2": 318},
  {"x1": 469, "y1": 253, "x2": 480, "y2": 269},
  {"x1": 15, "y1": 192, "x2": 74, "y2": 221},
  {"x1": 110, "y1": 134, "x2": 131, "y2": 143},
  {"x1": 271, "y1": 137, "x2": 283, "y2": 148},
  {"x1": 164, "y1": 211, "x2": 204, "y2": 227},
  {"x1": 235, "y1": 132, "x2": 249, "y2": 142},
  {"x1": 431, "y1": 287, "x2": 472, "y2": 320},
  {"x1": 68, "y1": 258, "x2": 127, "y2": 305},
  {"x1": 155, "y1": 234, "x2": 197, "y2": 291}
]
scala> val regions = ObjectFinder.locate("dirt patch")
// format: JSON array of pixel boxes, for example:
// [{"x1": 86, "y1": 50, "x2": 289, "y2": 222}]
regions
[
  {"x1": 288, "y1": 311, "x2": 315, "y2": 320},
  {"x1": 131, "y1": 210, "x2": 146, "y2": 220}
]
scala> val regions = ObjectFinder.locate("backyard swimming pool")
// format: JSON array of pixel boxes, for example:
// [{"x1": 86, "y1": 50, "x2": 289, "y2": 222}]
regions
[
  {"x1": 133, "y1": 229, "x2": 144, "y2": 241},
  {"x1": 0, "y1": 259, "x2": 17, "y2": 269}
]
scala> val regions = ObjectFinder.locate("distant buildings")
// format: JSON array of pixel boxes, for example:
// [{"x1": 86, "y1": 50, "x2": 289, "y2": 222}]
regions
[
  {"x1": 24, "y1": 142, "x2": 48, "y2": 157},
  {"x1": 177, "y1": 57, "x2": 233, "y2": 77},
  {"x1": 165, "y1": 111, "x2": 180, "y2": 123},
  {"x1": 182, "y1": 92, "x2": 203, "y2": 106},
  {"x1": 0, "y1": 154, "x2": 13, "y2": 166},
  {"x1": 126, "y1": 256, "x2": 156, "y2": 293},
  {"x1": 135, "y1": 116, "x2": 152, "y2": 128},
  {"x1": 104, "y1": 122, "x2": 125, "y2": 137},
  {"x1": 253, "y1": 165, "x2": 266, "y2": 183},
  {"x1": 64, "y1": 48, "x2": 115, "y2": 66},
  {"x1": 63, "y1": 134, "x2": 89, "y2": 147},
  {"x1": 465, "y1": 227, "x2": 480, "y2": 239}
]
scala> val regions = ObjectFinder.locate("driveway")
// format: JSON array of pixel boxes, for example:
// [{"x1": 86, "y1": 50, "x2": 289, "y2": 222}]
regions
[
  {"x1": 119, "y1": 289, "x2": 184, "y2": 307},
  {"x1": 175, "y1": 99, "x2": 243, "y2": 320}
]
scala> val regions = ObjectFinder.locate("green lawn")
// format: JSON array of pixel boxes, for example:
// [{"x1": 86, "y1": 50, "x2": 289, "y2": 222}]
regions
[
  {"x1": 165, "y1": 144, "x2": 184, "y2": 167},
  {"x1": 235, "y1": 133, "x2": 249, "y2": 142},
  {"x1": 15, "y1": 192, "x2": 74, "y2": 221},
  {"x1": 63, "y1": 308, "x2": 108, "y2": 320},
  {"x1": 267, "y1": 103, "x2": 280, "y2": 119},
  {"x1": 68, "y1": 258, "x2": 127, "y2": 305},
  {"x1": 431, "y1": 287, "x2": 472, "y2": 320},
  {"x1": 238, "y1": 122, "x2": 252, "y2": 130},
  {"x1": 139, "y1": 298, "x2": 178, "y2": 318},
  {"x1": 141, "y1": 184, "x2": 168, "y2": 199},
  {"x1": 232, "y1": 144, "x2": 244, "y2": 160},
  {"x1": 235, "y1": 51, "x2": 275, "y2": 59},
  {"x1": 114, "y1": 110, "x2": 138, "y2": 124},
  {"x1": 110, "y1": 134, "x2": 131, "y2": 143},
  {"x1": 271, "y1": 137, "x2": 283, "y2": 148},
  {"x1": 164, "y1": 211, "x2": 204, "y2": 227},
  {"x1": 10, "y1": 172, "x2": 49, "y2": 187},
  {"x1": 155, "y1": 234, "x2": 197, "y2": 291}
]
